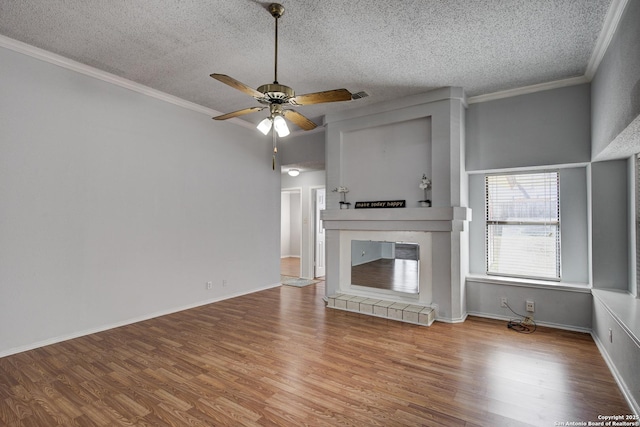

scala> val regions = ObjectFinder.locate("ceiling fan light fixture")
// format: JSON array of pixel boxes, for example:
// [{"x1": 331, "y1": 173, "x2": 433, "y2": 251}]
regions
[
  {"x1": 257, "y1": 117, "x2": 273, "y2": 135},
  {"x1": 211, "y1": 1, "x2": 357, "y2": 147},
  {"x1": 273, "y1": 115, "x2": 290, "y2": 137},
  {"x1": 288, "y1": 169, "x2": 300, "y2": 177}
]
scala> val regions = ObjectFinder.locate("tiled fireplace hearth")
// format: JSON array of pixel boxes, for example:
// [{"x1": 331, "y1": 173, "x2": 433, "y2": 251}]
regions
[
  {"x1": 327, "y1": 294, "x2": 436, "y2": 326},
  {"x1": 321, "y1": 207, "x2": 470, "y2": 325}
]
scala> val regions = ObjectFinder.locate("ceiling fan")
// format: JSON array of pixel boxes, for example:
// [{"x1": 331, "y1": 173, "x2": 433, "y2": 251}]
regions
[{"x1": 210, "y1": 3, "x2": 353, "y2": 135}]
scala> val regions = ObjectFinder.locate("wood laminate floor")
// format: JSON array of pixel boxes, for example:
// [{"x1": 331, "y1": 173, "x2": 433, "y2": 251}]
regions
[
  {"x1": 0, "y1": 281, "x2": 631, "y2": 426},
  {"x1": 280, "y1": 257, "x2": 300, "y2": 278}
]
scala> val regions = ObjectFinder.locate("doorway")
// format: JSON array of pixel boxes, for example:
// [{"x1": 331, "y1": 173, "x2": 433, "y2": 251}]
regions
[
  {"x1": 313, "y1": 187, "x2": 326, "y2": 278},
  {"x1": 280, "y1": 175, "x2": 326, "y2": 279},
  {"x1": 281, "y1": 188, "x2": 301, "y2": 277}
]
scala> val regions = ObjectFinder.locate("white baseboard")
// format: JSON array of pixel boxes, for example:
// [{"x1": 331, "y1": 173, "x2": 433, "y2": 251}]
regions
[
  {"x1": 0, "y1": 282, "x2": 281, "y2": 359},
  {"x1": 466, "y1": 311, "x2": 592, "y2": 333},
  {"x1": 591, "y1": 331, "x2": 640, "y2": 415},
  {"x1": 435, "y1": 313, "x2": 468, "y2": 323}
]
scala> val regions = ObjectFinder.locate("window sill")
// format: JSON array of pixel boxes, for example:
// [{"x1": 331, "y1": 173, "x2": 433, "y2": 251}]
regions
[{"x1": 466, "y1": 274, "x2": 591, "y2": 293}]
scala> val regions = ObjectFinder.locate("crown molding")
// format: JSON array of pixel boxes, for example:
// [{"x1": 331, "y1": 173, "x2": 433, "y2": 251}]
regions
[
  {"x1": 585, "y1": 0, "x2": 630, "y2": 80},
  {"x1": 468, "y1": 0, "x2": 629, "y2": 105},
  {"x1": 467, "y1": 76, "x2": 589, "y2": 104},
  {"x1": 2, "y1": 0, "x2": 629, "y2": 118},
  {"x1": 0, "y1": 34, "x2": 260, "y2": 131}
]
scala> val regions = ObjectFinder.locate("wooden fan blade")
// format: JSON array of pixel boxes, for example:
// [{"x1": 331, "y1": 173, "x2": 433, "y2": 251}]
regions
[
  {"x1": 213, "y1": 106, "x2": 265, "y2": 120},
  {"x1": 210, "y1": 74, "x2": 264, "y2": 98},
  {"x1": 290, "y1": 88, "x2": 352, "y2": 105},
  {"x1": 283, "y1": 109, "x2": 317, "y2": 131}
]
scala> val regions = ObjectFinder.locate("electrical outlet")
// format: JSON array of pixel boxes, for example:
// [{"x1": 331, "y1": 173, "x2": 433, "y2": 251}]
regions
[
  {"x1": 222, "y1": 279, "x2": 227, "y2": 287},
  {"x1": 206, "y1": 281, "x2": 212, "y2": 290},
  {"x1": 500, "y1": 297, "x2": 508, "y2": 308},
  {"x1": 526, "y1": 300, "x2": 535, "y2": 312}
]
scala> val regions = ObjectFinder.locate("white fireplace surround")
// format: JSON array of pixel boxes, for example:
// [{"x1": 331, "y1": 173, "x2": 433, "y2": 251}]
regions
[
  {"x1": 323, "y1": 87, "x2": 469, "y2": 322},
  {"x1": 322, "y1": 207, "x2": 471, "y2": 308}
]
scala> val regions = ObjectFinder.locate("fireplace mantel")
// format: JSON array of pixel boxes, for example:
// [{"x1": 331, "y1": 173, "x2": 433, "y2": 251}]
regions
[{"x1": 321, "y1": 207, "x2": 471, "y2": 232}]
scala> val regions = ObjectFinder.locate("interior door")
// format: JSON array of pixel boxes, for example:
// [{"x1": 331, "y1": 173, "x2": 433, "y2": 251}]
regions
[{"x1": 314, "y1": 188, "x2": 326, "y2": 278}]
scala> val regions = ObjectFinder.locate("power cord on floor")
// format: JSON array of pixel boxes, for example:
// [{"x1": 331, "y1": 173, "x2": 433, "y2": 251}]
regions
[{"x1": 504, "y1": 302, "x2": 537, "y2": 334}]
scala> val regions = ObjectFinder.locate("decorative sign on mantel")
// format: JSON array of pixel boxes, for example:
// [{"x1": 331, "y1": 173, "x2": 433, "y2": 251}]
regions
[{"x1": 354, "y1": 200, "x2": 406, "y2": 209}]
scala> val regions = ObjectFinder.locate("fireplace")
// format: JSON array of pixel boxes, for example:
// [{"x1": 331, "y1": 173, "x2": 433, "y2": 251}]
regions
[
  {"x1": 321, "y1": 207, "x2": 471, "y2": 322},
  {"x1": 323, "y1": 87, "x2": 469, "y2": 322}
]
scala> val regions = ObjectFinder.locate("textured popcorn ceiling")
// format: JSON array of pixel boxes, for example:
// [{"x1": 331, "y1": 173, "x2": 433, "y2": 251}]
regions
[{"x1": 0, "y1": 0, "x2": 612, "y2": 128}]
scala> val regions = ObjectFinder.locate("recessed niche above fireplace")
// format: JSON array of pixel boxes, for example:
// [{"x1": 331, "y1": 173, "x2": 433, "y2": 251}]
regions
[{"x1": 341, "y1": 117, "x2": 431, "y2": 206}]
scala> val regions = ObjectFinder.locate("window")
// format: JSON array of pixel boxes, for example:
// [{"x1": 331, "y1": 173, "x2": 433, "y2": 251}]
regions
[{"x1": 486, "y1": 171, "x2": 560, "y2": 280}]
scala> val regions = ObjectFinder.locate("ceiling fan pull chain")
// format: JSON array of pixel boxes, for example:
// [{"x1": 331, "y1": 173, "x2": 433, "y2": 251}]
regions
[{"x1": 272, "y1": 128, "x2": 277, "y2": 170}]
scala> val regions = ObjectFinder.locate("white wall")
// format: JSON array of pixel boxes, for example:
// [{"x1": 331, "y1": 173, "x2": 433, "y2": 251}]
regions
[
  {"x1": 280, "y1": 192, "x2": 291, "y2": 257},
  {"x1": 341, "y1": 117, "x2": 432, "y2": 206},
  {"x1": 280, "y1": 191, "x2": 301, "y2": 258},
  {"x1": 0, "y1": 46, "x2": 281, "y2": 356},
  {"x1": 290, "y1": 192, "x2": 301, "y2": 256}
]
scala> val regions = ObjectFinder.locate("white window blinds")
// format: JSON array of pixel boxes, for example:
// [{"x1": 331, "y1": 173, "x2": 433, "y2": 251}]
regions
[{"x1": 486, "y1": 171, "x2": 560, "y2": 280}]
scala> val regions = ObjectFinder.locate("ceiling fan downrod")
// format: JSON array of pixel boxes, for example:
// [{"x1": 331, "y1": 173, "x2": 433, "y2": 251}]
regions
[{"x1": 268, "y1": 3, "x2": 284, "y2": 84}]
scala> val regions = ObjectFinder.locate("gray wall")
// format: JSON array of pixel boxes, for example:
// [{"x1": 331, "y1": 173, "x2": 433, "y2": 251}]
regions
[
  {"x1": 589, "y1": 1, "x2": 640, "y2": 414},
  {"x1": 629, "y1": 155, "x2": 638, "y2": 297},
  {"x1": 466, "y1": 84, "x2": 591, "y2": 171},
  {"x1": 468, "y1": 167, "x2": 589, "y2": 284},
  {"x1": 591, "y1": 0, "x2": 640, "y2": 160},
  {"x1": 0, "y1": 46, "x2": 281, "y2": 356},
  {"x1": 466, "y1": 167, "x2": 592, "y2": 330},
  {"x1": 591, "y1": 160, "x2": 629, "y2": 290},
  {"x1": 279, "y1": 130, "x2": 325, "y2": 167},
  {"x1": 466, "y1": 85, "x2": 593, "y2": 330},
  {"x1": 351, "y1": 240, "x2": 383, "y2": 266}
]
